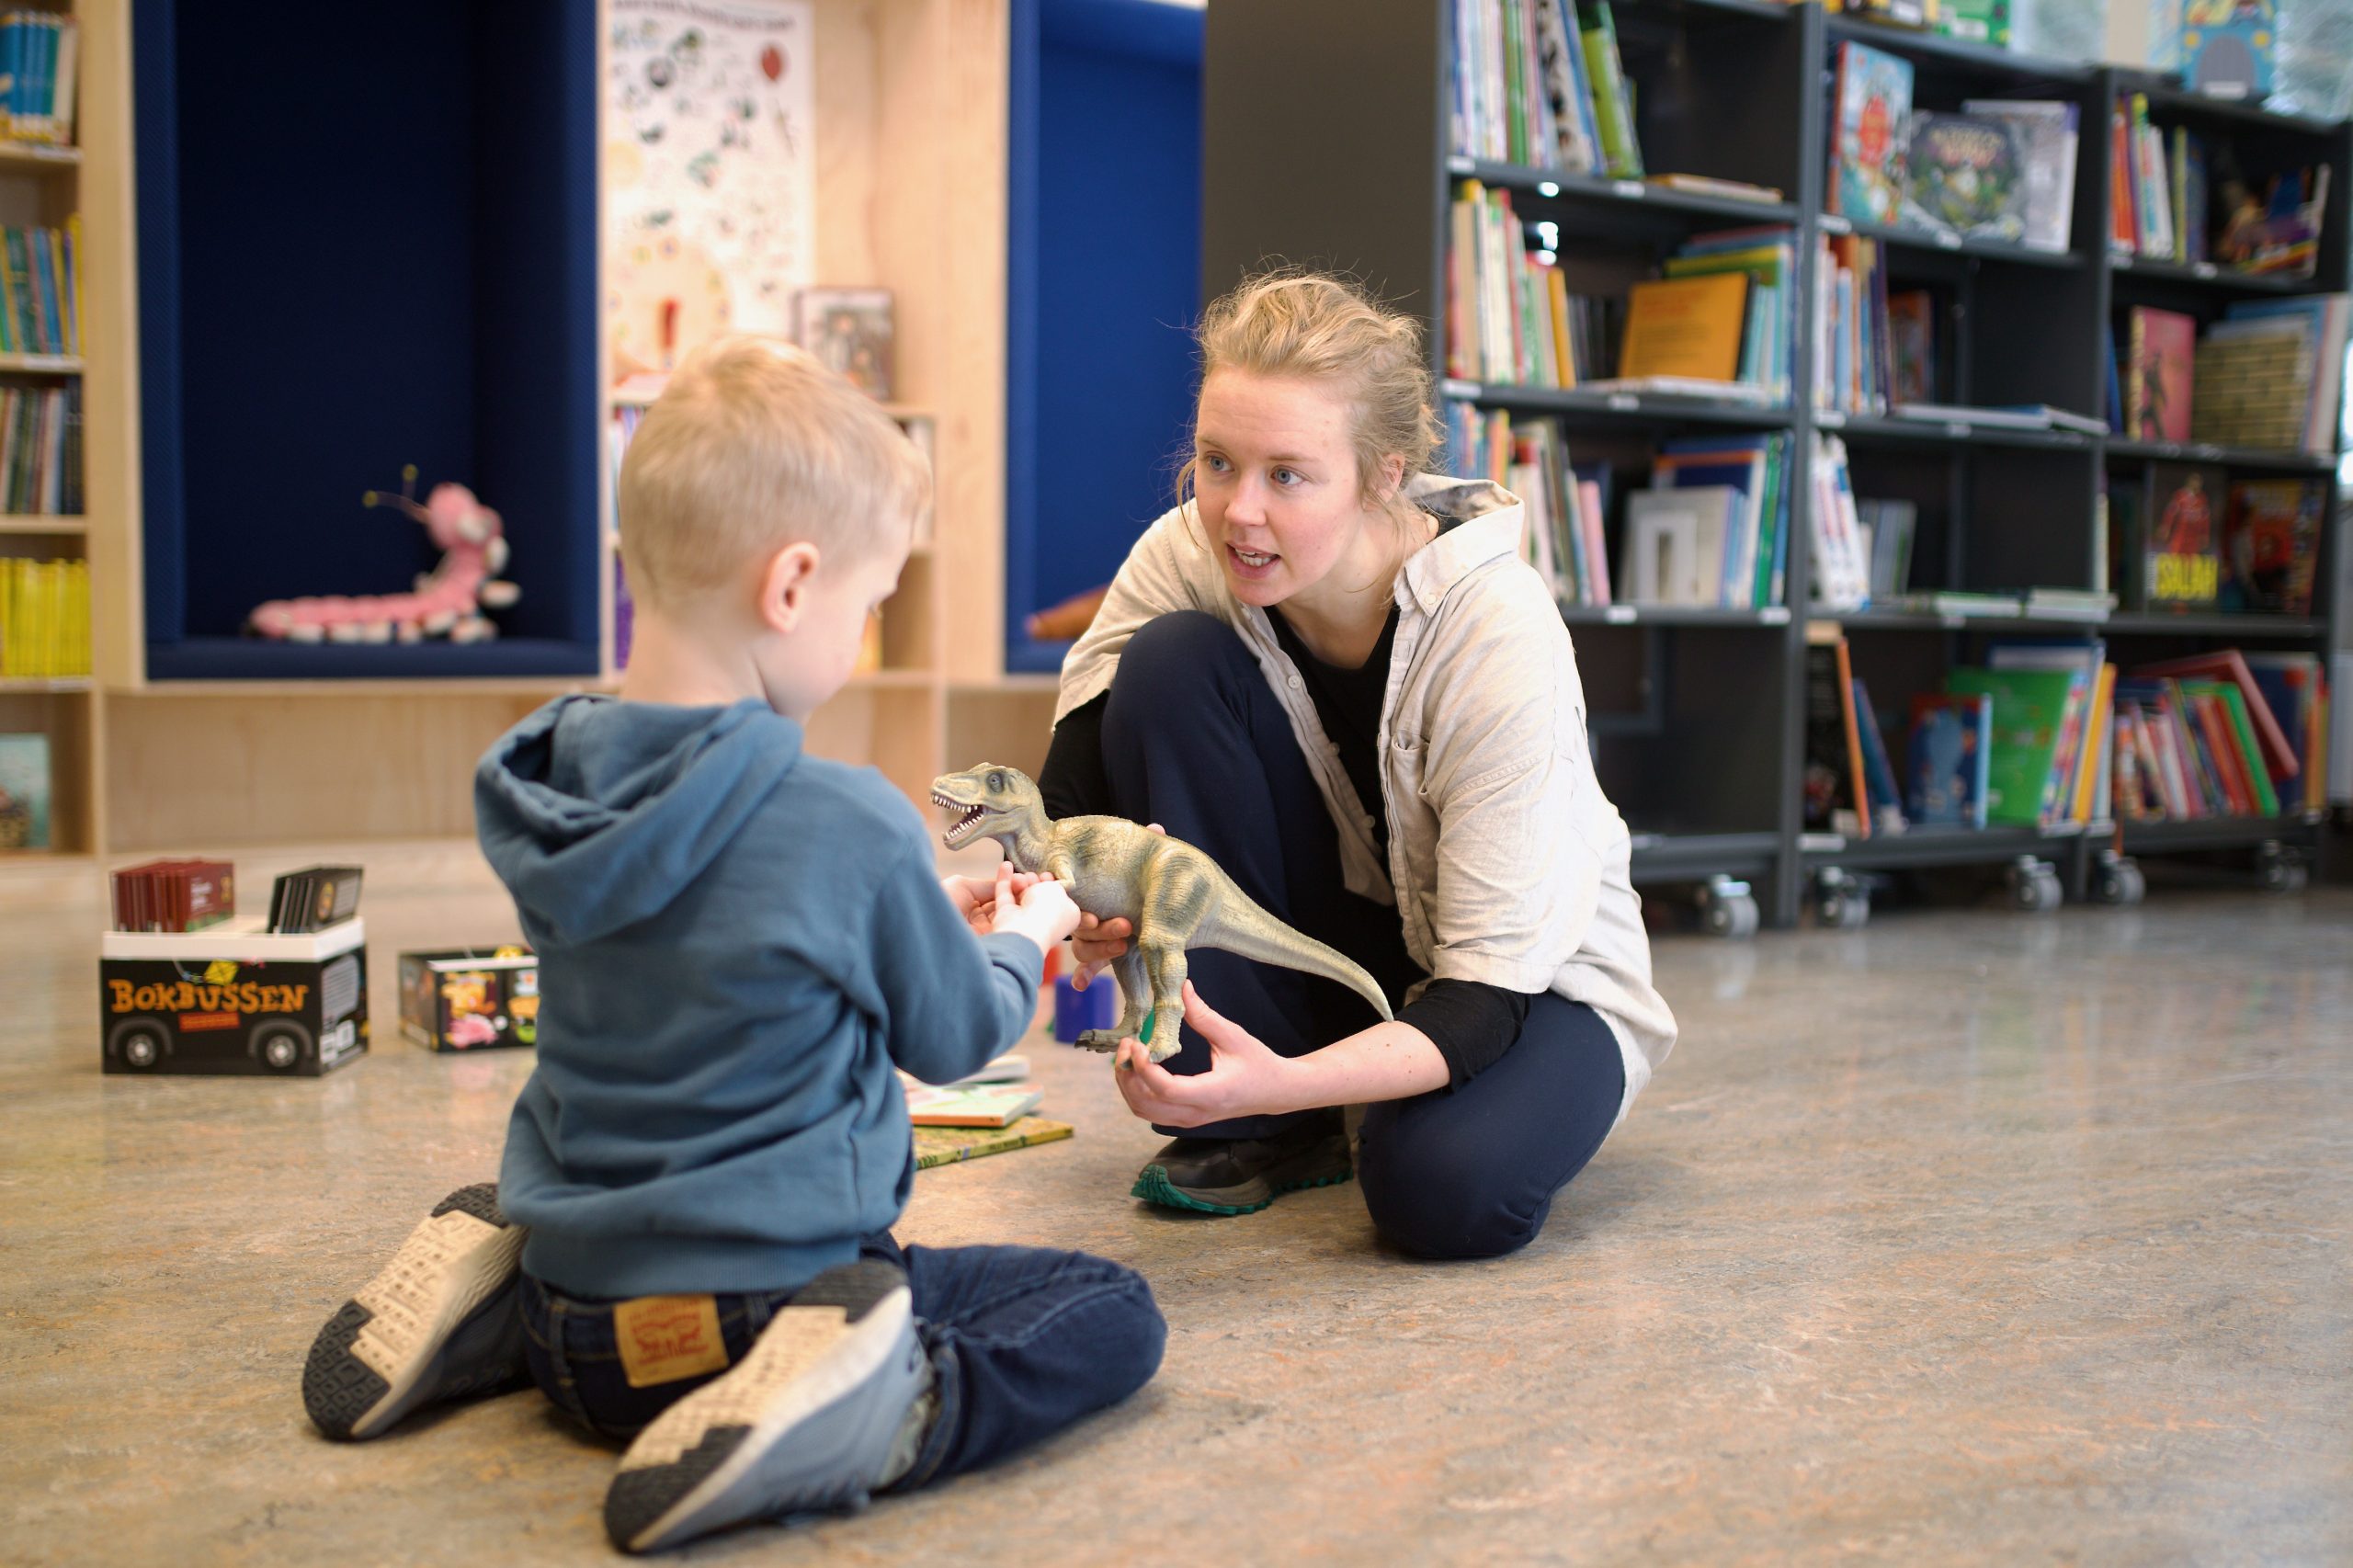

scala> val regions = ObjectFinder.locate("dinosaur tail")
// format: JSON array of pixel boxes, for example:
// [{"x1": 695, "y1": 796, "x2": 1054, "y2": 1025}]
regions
[{"x1": 1201, "y1": 891, "x2": 1395, "y2": 1024}]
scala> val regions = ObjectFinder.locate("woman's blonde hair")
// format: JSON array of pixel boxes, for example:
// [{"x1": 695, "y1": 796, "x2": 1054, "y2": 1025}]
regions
[{"x1": 1181, "y1": 269, "x2": 1443, "y2": 517}]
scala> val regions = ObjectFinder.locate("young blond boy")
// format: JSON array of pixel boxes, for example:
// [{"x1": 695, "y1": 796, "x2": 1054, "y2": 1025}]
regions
[{"x1": 301, "y1": 339, "x2": 1165, "y2": 1553}]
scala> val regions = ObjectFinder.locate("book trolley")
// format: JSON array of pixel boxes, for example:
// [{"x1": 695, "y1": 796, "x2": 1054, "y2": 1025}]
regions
[{"x1": 1202, "y1": 0, "x2": 2347, "y2": 930}]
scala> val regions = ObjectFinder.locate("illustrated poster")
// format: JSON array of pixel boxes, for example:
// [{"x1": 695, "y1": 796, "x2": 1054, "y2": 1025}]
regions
[{"x1": 607, "y1": 0, "x2": 816, "y2": 376}]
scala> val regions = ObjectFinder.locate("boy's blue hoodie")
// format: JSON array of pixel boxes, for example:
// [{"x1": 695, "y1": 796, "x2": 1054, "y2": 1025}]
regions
[{"x1": 474, "y1": 695, "x2": 1041, "y2": 1299}]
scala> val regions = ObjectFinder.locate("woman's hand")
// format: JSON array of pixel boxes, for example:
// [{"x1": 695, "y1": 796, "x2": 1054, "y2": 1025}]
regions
[
  {"x1": 1069, "y1": 824, "x2": 1164, "y2": 987},
  {"x1": 940, "y1": 863, "x2": 1040, "y2": 938},
  {"x1": 1111, "y1": 982, "x2": 1302, "y2": 1127}
]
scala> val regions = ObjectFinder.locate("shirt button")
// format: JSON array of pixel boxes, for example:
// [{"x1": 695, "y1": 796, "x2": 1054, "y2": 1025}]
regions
[{"x1": 1287, "y1": 675, "x2": 1302, "y2": 689}]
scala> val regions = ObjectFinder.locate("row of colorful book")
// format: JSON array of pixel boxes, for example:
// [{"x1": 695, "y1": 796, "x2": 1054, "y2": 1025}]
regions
[
  {"x1": 2108, "y1": 298, "x2": 2349, "y2": 457},
  {"x1": 0, "y1": 382, "x2": 78, "y2": 516},
  {"x1": 2110, "y1": 466, "x2": 2324, "y2": 615},
  {"x1": 1810, "y1": 631, "x2": 2326, "y2": 838},
  {"x1": 0, "y1": 554, "x2": 88, "y2": 676},
  {"x1": 898, "y1": 1054, "x2": 1074, "y2": 1169},
  {"x1": 1831, "y1": 41, "x2": 2079, "y2": 252},
  {"x1": 1815, "y1": 234, "x2": 1934, "y2": 415},
  {"x1": 0, "y1": 221, "x2": 79, "y2": 358},
  {"x1": 2109, "y1": 95, "x2": 2328, "y2": 278},
  {"x1": 0, "y1": 13, "x2": 76, "y2": 146},
  {"x1": 1449, "y1": 0, "x2": 1643, "y2": 179}
]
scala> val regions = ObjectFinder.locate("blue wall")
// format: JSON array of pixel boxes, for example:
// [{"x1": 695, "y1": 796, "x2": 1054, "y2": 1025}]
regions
[
  {"x1": 135, "y1": 1, "x2": 599, "y2": 678},
  {"x1": 1006, "y1": 0, "x2": 1203, "y2": 672}
]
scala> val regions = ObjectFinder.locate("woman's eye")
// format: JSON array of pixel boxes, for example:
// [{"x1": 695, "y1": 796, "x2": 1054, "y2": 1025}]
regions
[
  {"x1": 1202, "y1": 453, "x2": 1230, "y2": 474},
  {"x1": 1273, "y1": 468, "x2": 1302, "y2": 487}
]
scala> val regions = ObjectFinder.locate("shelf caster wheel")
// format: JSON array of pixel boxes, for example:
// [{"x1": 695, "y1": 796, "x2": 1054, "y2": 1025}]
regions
[
  {"x1": 1698, "y1": 876, "x2": 1759, "y2": 940},
  {"x1": 2090, "y1": 854, "x2": 2144, "y2": 907},
  {"x1": 2256, "y1": 841, "x2": 2309, "y2": 894},
  {"x1": 1813, "y1": 868, "x2": 1870, "y2": 929},
  {"x1": 2006, "y1": 857, "x2": 2062, "y2": 914}
]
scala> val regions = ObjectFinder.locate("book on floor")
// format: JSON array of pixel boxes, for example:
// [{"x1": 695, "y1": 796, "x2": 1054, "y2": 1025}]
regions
[
  {"x1": 903, "y1": 1081, "x2": 1046, "y2": 1128},
  {"x1": 913, "y1": 1117, "x2": 1074, "y2": 1170}
]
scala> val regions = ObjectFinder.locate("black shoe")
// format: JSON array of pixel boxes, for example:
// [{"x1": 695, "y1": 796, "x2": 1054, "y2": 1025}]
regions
[
  {"x1": 301, "y1": 1183, "x2": 530, "y2": 1440},
  {"x1": 1130, "y1": 1118, "x2": 1351, "y2": 1216}
]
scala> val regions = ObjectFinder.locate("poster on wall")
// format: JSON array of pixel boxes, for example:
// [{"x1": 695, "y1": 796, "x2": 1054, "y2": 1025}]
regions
[{"x1": 606, "y1": 0, "x2": 816, "y2": 379}]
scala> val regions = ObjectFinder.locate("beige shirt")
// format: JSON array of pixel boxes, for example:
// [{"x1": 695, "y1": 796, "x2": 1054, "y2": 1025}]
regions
[{"x1": 1057, "y1": 473, "x2": 1677, "y2": 1122}]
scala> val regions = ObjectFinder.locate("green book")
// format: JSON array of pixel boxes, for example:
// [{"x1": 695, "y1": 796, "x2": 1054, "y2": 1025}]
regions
[
  {"x1": 2181, "y1": 680, "x2": 2280, "y2": 816},
  {"x1": 1503, "y1": 0, "x2": 1529, "y2": 167},
  {"x1": 1945, "y1": 667, "x2": 2078, "y2": 827},
  {"x1": 1581, "y1": 3, "x2": 1643, "y2": 179}
]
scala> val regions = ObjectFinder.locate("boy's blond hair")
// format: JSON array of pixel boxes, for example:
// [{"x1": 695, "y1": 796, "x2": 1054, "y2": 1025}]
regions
[{"x1": 618, "y1": 336, "x2": 929, "y2": 609}]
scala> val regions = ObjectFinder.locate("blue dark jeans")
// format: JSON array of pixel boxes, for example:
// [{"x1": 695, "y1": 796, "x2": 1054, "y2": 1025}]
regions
[
  {"x1": 517, "y1": 1234, "x2": 1165, "y2": 1490},
  {"x1": 1099, "y1": 611, "x2": 1627, "y2": 1260}
]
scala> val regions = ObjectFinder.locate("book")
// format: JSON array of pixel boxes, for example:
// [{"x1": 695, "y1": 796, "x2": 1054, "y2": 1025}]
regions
[
  {"x1": 1579, "y1": 3, "x2": 1642, "y2": 179},
  {"x1": 2182, "y1": 0, "x2": 2276, "y2": 100},
  {"x1": 2131, "y1": 97, "x2": 2174, "y2": 261},
  {"x1": 1622, "y1": 486, "x2": 1734, "y2": 606},
  {"x1": 1645, "y1": 174, "x2": 1784, "y2": 204},
  {"x1": 1886, "y1": 290, "x2": 1934, "y2": 404},
  {"x1": 1905, "y1": 694, "x2": 1992, "y2": 828},
  {"x1": 1829, "y1": 41, "x2": 1912, "y2": 227},
  {"x1": 1652, "y1": 436, "x2": 1778, "y2": 608},
  {"x1": 2243, "y1": 652, "x2": 2323, "y2": 803},
  {"x1": 792, "y1": 287, "x2": 894, "y2": 400},
  {"x1": 2108, "y1": 97, "x2": 2137, "y2": 253},
  {"x1": 1617, "y1": 272, "x2": 1749, "y2": 383},
  {"x1": 2183, "y1": 680, "x2": 2281, "y2": 815},
  {"x1": 903, "y1": 1081, "x2": 1047, "y2": 1129},
  {"x1": 2220, "y1": 479, "x2": 2324, "y2": 616},
  {"x1": 1945, "y1": 666, "x2": 2080, "y2": 828},
  {"x1": 1902, "y1": 113, "x2": 2028, "y2": 244},
  {"x1": 1803, "y1": 624, "x2": 1870, "y2": 836},
  {"x1": 0, "y1": 730, "x2": 48, "y2": 848},
  {"x1": 1535, "y1": 0, "x2": 1600, "y2": 174},
  {"x1": 1851, "y1": 677, "x2": 1906, "y2": 833},
  {"x1": 1936, "y1": 0, "x2": 2010, "y2": 44},
  {"x1": 2143, "y1": 462, "x2": 2225, "y2": 609},
  {"x1": 2130, "y1": 648, "x2": 2299, "y2": 779},
  {"x1": 2211, "y1": 294, "x2": 2352, "y2": 454},
  {"x1": 1987, "y1": 640, "x2": 2105, "y2": 826},
  {"x1": 1961, "y1": 98, "x2": 2077, "y2": 252},
  {"x1": 2125, "y1": 307, "x2": 2195, "y2": 444},
  {"x1": 1859, "y1": 498, "x2": 1915, "y2": 601},
  {"x1": 912, "y1": 1117, "x2": 1074, "y2": 1171}
]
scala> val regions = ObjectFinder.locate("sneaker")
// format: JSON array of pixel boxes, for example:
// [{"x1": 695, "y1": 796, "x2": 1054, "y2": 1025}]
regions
[
  {"x1": 603, "y1": 1259, "x2": 932, "y2": 1555},
  {"x1": 301, "y1": 1183, "x2": 530, "y2": 1441},
  {"x1": 1130, "y1": 1116, "x2": 1352, "y2": 1216}
]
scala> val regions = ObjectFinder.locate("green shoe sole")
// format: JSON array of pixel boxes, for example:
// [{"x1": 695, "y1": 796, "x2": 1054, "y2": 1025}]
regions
[{"x1": 1129, "y1": 1164, "x2": 1353, "y2": 1217}]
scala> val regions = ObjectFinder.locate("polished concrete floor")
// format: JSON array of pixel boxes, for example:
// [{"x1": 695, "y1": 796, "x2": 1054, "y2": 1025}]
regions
[{"x1": 4, "y1": 846, "x2": 2349, "y2": 1565}]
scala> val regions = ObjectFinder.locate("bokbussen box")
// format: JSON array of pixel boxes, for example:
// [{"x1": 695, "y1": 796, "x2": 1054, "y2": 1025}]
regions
[
  {"x1": 100, "y1": 917, "x2": 369, "y2": 1076},
  {"x1": 398, "y1": 946, "x2": 539, "y2": 1052}
]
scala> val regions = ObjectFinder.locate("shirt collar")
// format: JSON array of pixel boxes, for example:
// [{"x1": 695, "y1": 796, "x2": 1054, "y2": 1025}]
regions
[{"x1": 1395, "y1": 473, "x2": 1526, "y2": 615}]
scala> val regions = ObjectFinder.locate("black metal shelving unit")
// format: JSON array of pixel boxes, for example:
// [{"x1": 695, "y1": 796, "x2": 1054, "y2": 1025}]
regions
[{"x1": 1201, "y1": 0, "x2": 2347, "y2": 931}]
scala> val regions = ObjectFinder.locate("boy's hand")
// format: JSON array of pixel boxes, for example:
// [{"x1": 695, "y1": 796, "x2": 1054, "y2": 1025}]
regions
[
  {"x1": 992, "y1": 872, "x2": 1082, "y2": 953},
  {"x1": 1069, "y1": 824, "x2": 1162, "y2": 988},
  {"x1": 942, "y1": 863, "x2": 1040, "y2": 938}
]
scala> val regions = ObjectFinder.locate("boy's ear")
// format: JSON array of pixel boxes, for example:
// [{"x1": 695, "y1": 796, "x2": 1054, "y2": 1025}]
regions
[{"x1": 757, "y1": 541, "x2": 824, "y2": 635}]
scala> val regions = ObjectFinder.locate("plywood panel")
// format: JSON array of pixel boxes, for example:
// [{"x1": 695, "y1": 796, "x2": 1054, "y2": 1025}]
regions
[{"x1": 104, "y1": 693, "x2": 545, "y2": 851}]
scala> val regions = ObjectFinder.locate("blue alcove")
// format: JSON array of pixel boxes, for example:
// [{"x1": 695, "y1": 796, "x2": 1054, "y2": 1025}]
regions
[
  {"x1": 133, "y1": 1, "x2": 601, "y2": 679},
  {"x1": 1006, "y1": 0, "x2": 1203, "y2": 673}
]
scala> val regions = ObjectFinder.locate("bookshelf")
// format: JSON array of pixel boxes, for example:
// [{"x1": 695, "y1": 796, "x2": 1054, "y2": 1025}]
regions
[{"x1": 1203, "y1": 0, "x2": 2347, "y2": 929}]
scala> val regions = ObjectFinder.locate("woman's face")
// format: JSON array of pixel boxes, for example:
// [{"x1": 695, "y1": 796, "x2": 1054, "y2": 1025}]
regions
[{"x1": 1192, "y1": 368, "x2": 1391, "y2": 612}]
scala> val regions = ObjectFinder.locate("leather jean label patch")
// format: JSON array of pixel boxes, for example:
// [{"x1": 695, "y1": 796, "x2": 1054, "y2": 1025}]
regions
[{"x1": 613, "y1": 1294, "x2": 730, "y2": 1388}]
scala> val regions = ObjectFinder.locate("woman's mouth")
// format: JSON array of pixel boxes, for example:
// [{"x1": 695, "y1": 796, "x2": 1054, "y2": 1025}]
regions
[{"x1": 1226, "y1": 544, "x2": 1279, "y2": 579}]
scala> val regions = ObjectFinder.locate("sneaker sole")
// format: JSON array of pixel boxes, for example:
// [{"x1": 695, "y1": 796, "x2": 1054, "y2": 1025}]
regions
[
  {"x1": 1130, "y1": 1164, "x2": 1353, "y2": 1217},
  {"x1": 301, "y1": 1184, "x2": 527, "y2": 1441},
  {"x1": 607, "y1": 1261, "x2": 919, "y2": 1555}
]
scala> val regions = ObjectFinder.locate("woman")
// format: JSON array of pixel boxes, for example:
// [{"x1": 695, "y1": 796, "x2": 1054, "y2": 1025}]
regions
[{"x1": 1040, "y1": 273, "x2": 1676, "y2": 1260}]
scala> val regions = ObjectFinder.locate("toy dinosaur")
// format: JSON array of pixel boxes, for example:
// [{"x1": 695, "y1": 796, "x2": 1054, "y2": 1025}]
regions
[
  {"x1": 246, "y1": 467, "x2": 519, "y2": 644},
  {"x1": 929, "y1": 764, "x2": 1392, "y2": 1062}
]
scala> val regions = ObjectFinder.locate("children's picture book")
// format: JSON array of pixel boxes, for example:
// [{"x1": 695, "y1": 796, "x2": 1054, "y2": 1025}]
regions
[
  {"x1": 2180, "y1": 0, "x2": 2276, "y2": 101},
  {"x1": 1905, "y1": 694, "x2": 1993, "y2": 829},
  {"x1": 2131, "y1": 647, "x2": 2300, "y2": 778},
  {"x1": 903, "y1": 1081, "x2": 1046, "y2": 1129},
  {"x1": 2126, "y1": 307, "x2": 2196, "y2": 443},
  {"x1": 1961, "y1": 98, "x2": 2079, "y2": 252},
  {"x1": 1617, "y1": 272, "x2": 1750, "y2": 383},
  {"x1": 1830, "y1": 41, "x2": 1913, "y2": 227},
  {"x1": 1886, "y1": 290, "x2": 1935, "y2": 403},
  {"x1": 1902, "y1": 113, "x2": 2028, "y2": 242},
  {"x1": 1579, "y1": 2, "x2": 1643, "y2": 179},
  {"x1": 1803, "y1": 625, "x2": 1870, "y2": 837},
  {"x1": 1622, "y1": 486, "x2": 1734, "y2": 606},
  {"x1": 2144, "y1": 461, "x2": 2225, "y2": 608},
  {"x1": 794, "y1": 287, "x2": 894, "y2": 400},
  {"x1": 913, "y1": 1117, "x2": 1074, "y2": 1171},
  {"x1": 2220, "y1": 479, "x2": 2323, "y2": 615},
  {"x1": 0, "y1": 731, "x2": 51, "y2": 849},
  {"x1": 1944, "y1": 666, "x2": 2079, "y2": 828}
]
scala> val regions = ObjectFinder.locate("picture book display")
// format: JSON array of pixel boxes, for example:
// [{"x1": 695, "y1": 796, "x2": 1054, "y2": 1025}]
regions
[
  {"x1": 2143, "y1": 462, "x2": 2224, "y2": 609},
  {"x1": 0, "y1": 730, "x2": 48, "y2": 848},
  {"x1": 1830, "y1": 41, "x2": 1912, "y2": 227}
]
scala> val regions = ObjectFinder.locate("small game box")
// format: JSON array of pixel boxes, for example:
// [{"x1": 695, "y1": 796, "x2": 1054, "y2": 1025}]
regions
[
  {"x1": 100, "y1": 917, "x2": 368, "y2": 1076},
  {"x1": 399, "y1": 946, "x2": 540, "y2": 1052}
]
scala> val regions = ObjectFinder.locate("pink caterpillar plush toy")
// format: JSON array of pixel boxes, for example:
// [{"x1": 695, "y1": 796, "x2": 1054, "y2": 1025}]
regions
[{"x1": 247, "y1": 467, "x2": 520, "y2": 644}]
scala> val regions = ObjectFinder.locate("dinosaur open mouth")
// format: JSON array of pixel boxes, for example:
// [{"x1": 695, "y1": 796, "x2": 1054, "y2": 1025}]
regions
[{"x1": 931, "y1": 791, "x2": 985, "y2": 846}]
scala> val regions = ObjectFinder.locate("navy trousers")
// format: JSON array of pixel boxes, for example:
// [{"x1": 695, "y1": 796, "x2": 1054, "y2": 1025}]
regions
[
  {"x1": 1097, "y1": 611, "x2": 1626, "y2": 1260},
  {"x1": 519, "y1": 1236, "x2": 1165, "y2": 1488}
]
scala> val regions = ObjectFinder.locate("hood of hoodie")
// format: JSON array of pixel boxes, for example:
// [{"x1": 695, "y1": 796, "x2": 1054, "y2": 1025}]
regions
[{"x1": 475, "y1": 696, "x2": 803, "y2": 945}]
